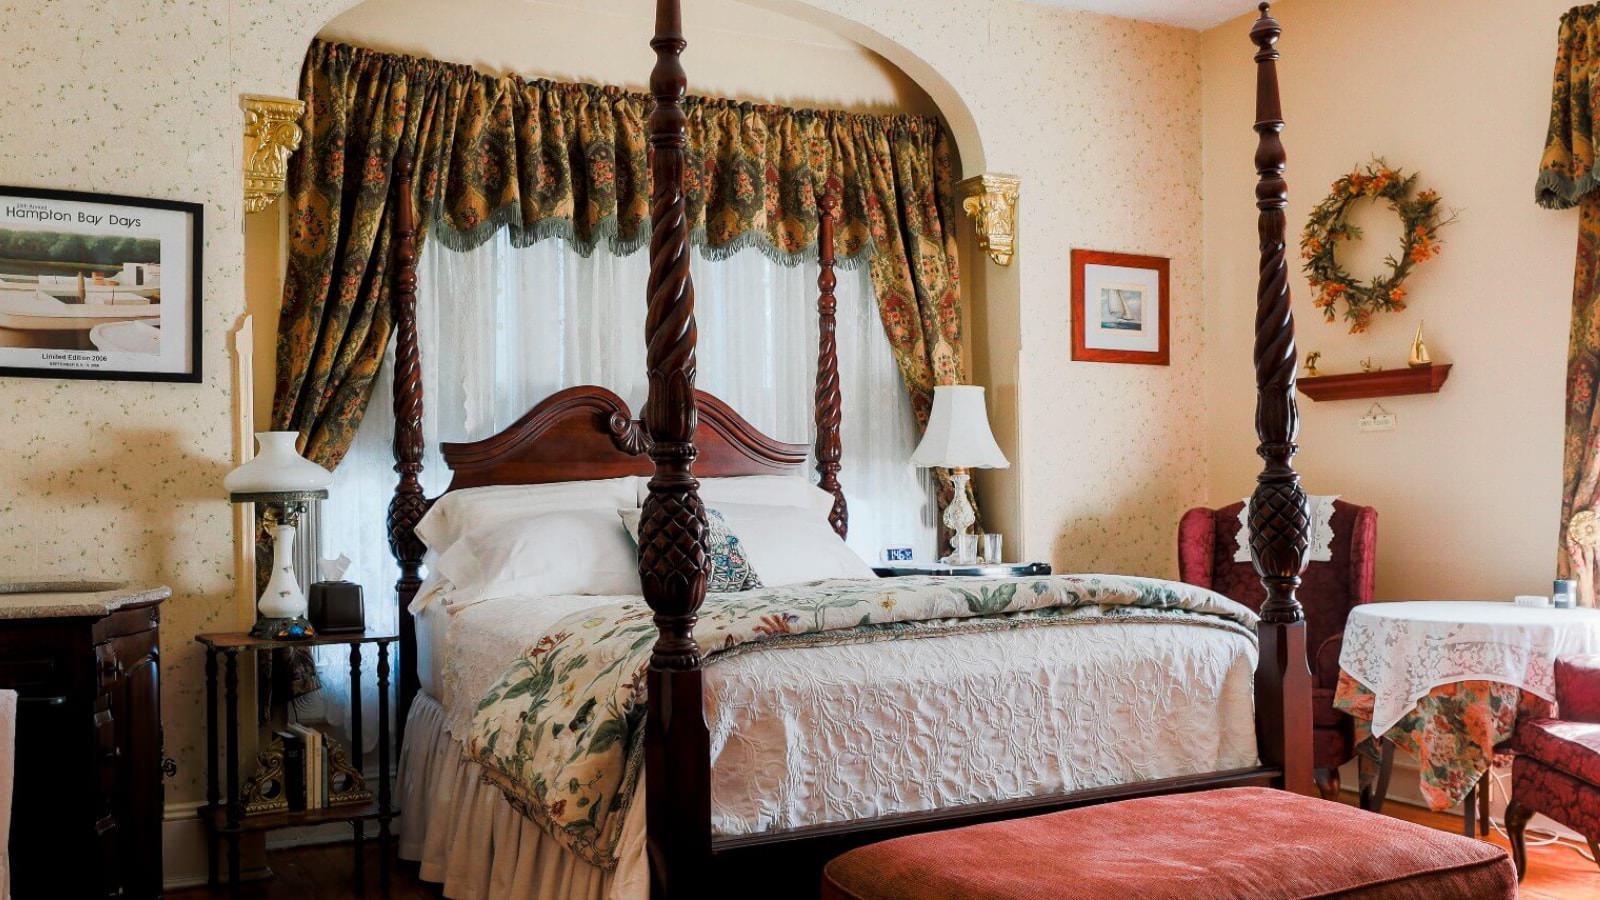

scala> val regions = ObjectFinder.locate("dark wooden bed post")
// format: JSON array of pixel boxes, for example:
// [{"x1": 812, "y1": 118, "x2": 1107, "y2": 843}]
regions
[
  {"x1": 388, "y1": 148, "x2": 425, "y2": 734},
  {"x1": 1246, "y1": 2, "x2": 1315, "y2": 797},
  {"x1": 641, "y1": 0, "x2": 713, "y2": 896},
  {"x1": 814, "y1": 188, "x2": 847, "y2": 538}
]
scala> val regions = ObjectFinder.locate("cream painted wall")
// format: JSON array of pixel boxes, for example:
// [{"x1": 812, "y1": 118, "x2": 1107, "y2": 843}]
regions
[
  {"x1": 0, "y1": 1, "x2": 1208, "y2": 866},
  {"x1": 1201, "y1": 0, "x2": 1574, "y2": 601}
]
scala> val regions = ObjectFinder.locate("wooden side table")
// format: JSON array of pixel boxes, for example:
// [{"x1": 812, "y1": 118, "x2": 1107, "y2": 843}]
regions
[
  {"x1": 195, "y1": 630, "x2": 398, "y2": 897},
  {"x1": 872, "y1": 562, "x2": 1052, "y2": 578}
]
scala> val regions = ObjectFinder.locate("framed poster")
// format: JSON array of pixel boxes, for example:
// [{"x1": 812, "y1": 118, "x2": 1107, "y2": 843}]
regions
[
  {"x1": 0, "y1": 186, "x2": 202, "y2": 382},
  {"x1": 1070, "y1": 249, "x2": 1170, "y2": 366}
]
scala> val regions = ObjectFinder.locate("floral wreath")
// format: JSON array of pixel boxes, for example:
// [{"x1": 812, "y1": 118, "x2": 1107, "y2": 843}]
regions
[{"x1": 1301, "y1": 160, "x2": 1453, "y2": 333}]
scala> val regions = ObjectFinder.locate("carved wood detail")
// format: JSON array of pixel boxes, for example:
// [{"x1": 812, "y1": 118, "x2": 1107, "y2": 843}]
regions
[
  {"x1": 814, "y1": 187, "x2": 847, "y2": 539},
  {"x1": 436, "y1": 386, "x2": 808, "y2": 491},
  {"x1": 1247, "y1": 2, "x2": 1315, "y2": 798},
  {"x1": 387, "y1": 148, "x2": 425, "y2": 732},
  {"x1": 643, "y1": 2, "x2": 712, "y2": 895}
]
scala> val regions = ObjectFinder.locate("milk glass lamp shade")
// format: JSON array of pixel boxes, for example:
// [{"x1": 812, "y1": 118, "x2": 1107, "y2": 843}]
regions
[
  {"x1": 910, "y1": 386, "x2": 1010, "y2": 470},
  {"x1": 225, "y1": 431, "x2": 330, "y2": 640},
  {"x1": 224, "y1": 431, "x2": 333, "y2": 498}
]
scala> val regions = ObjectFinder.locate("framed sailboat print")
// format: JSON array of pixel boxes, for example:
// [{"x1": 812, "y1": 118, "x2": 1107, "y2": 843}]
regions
[
  {"x1": 0, "y1": 185, "x2": 202, "y2": 383},
  {"x1": 1071, "y1": 249, "x2": 1169, "y2": 366}
]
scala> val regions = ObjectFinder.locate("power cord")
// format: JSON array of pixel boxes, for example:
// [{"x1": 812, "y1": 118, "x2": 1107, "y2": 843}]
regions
[{"x1": 1482, "y1": 763, "x2": 1595, "y2": 864}]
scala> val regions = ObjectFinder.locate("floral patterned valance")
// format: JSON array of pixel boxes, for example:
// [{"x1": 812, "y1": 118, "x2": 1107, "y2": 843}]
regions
[
  {"x1": 277, "y1": 39, "x2": 965, "y2": 484},
  {"x1": 1538, "y1": 4, "x2": 1600, "y2": 209},
  {"x1": 296, "y1": 39, "x2": 956, "y2": 266}
]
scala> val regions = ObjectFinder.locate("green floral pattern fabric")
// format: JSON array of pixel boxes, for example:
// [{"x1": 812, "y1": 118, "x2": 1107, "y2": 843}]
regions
[
  {"x1": 274, "y1": 39, "x2": 966, "y2": 474},
  {"x1": 1334, "y1": 672, "x2": 1553, "y2": 811},
  {"x1": 465, "y1": 574, "x2": 1257, "y2": 867},
  {"x1": 1542, "y1": 8, "x2": 1600, "y2": 606},
  {"x1": 1538, "y1": 5, "x2": 1600, "y2": 211}
]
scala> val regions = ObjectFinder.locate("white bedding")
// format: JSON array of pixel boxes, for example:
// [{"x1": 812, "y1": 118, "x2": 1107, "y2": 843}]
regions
[{"x1": 414, "y1": 581, "x2": 1259, "y2": 842}]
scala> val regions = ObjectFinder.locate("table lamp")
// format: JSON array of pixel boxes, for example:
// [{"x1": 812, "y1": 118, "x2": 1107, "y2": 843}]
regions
[
  {"x1": 910, "y1": 385, "x2": 1009, "y2": 564},
  {"x1": 225, "y1": 431, "x2": 332, "y2": 639}
]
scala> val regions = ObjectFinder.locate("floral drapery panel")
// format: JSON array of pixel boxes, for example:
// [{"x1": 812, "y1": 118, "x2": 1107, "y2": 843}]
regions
[
  {"x1": 1541, "y1": 5, "x2": 1600, "y2": 606},
  {"x1": 273, "y1": 39, "x2": 966, "y2": 471}
]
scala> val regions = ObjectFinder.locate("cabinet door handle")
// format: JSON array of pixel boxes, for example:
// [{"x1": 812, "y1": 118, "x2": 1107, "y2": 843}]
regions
[{"x1": 18, "y1": 695, "x2": 66, "y2": 707}]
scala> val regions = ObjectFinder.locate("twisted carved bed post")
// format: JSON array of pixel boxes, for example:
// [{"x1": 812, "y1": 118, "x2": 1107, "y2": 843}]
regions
[
  {"x1": 642, "y1": 0, "x2": 713, "y2": 896},
  {"x1": 814, "y1": 188, "x2": 847, "y2": 538},
  {"x1": 1247, "y1": 2, "x2": 1315, "y2": 797},
  {"x1": 387, "y1": 148, "x2": 425, "y2": 734}
]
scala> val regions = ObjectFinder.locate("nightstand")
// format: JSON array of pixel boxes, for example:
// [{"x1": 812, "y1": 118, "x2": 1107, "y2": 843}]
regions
[
  {"x1": 872, "y1": 562, "x2": 1052, "y2": 578},
  {"x1": 195, "y1": 629, "x2": 398, "y2": 896}
]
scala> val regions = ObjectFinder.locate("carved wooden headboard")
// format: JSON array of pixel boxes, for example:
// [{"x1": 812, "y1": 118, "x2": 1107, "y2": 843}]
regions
[{"x1": 438, "y1": 385, "x2": 809, "y2": 491}]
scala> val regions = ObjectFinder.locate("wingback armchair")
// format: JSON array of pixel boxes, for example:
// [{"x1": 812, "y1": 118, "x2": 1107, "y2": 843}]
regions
[
  {"x1": 1506, "y1": 654, "x2": 1600, "y2": 880},
  {"x1": 1178, "y1": 499, "x2": 1378, "y2": 799}
]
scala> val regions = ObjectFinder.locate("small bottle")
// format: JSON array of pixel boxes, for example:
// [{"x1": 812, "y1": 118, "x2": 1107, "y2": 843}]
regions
[{"x1": 1553, "y1": 579, "x2": 1578, "y2": 609}]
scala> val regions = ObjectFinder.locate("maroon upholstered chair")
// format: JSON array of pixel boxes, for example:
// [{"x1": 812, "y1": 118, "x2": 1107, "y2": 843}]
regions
[
  {"x1": 1178, "y1": 499, "x2": 1378, "y2": 799},
  {"x1": 1506, "y1": 654, "x2": 1600, "y2": 880}
]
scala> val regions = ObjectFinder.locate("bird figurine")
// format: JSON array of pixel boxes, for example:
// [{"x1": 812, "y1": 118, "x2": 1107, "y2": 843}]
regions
[
  {"x1": 1304, "y1": 351, "x2": 1322, "y2": 378},
  {"x1": 1408, "y1": 321, "x2": 1432, "y2": 368}
]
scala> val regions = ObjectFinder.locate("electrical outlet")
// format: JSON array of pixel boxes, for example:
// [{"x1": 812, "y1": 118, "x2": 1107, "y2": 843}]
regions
[{"x1": 1358, "y1": 413, "x2": 1396, "y2": 433}]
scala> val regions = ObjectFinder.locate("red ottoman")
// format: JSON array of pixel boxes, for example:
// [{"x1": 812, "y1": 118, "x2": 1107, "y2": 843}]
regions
[{"x1": 821, "y1": 788, "x2": 1514, "y2": 900}]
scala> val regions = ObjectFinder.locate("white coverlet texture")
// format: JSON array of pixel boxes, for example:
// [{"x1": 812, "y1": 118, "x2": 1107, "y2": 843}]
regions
[{"x1": 402, "y1": 586, "x2": 1259, "y2": 900}]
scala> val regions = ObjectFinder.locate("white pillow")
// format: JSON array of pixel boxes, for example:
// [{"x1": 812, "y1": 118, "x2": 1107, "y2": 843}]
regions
[
  {"x1": 431, "y1": 508, "x2": 641, "y2": 602},
  {"x1": 636, "y1": 475, "x2": 835, "y2": 522},
  {"x1": 417, "y1": 477, "x2": 640, "y2": 556},
  {"x1": 711, "y1": 501, "x2": 874, "y2": 586}
]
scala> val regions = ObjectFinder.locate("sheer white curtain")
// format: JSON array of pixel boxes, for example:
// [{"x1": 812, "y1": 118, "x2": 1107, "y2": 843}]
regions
[{"x1": 313, "y1": 233, "x2": 934, "y2": 747}]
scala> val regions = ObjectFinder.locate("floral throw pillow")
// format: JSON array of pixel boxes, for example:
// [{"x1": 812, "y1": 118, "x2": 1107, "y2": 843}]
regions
[{"x1": 618, "y1": 507, "x2": 762, "y2": 593}]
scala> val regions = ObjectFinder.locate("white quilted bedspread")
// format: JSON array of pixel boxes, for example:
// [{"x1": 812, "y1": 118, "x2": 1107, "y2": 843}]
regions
[{"x1": 426, "y1": 583, "x2": 1259, "y2": 842}]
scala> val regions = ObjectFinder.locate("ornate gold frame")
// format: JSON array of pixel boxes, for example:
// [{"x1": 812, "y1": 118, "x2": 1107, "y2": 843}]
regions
[
  {"x1": 958, "y1": 173, "x2": 1021, "y2": 266},
  {"x1": 241, "y1": 95, "x2": 305, "y2": 214}
]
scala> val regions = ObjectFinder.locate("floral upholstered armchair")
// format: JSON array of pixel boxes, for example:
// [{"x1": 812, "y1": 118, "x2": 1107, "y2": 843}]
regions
[
  {"x1": 1178, "y1": 499, "x2": 1378, "y2": 799},
  {"x1": 1506, "y1": 654, "x2": 1600, "y2": 880}
]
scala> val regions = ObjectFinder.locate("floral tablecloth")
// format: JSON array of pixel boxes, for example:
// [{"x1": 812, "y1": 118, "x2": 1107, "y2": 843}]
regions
[{"x1": 1334, "y1": 672, "x2": 1552, "y2": 811}]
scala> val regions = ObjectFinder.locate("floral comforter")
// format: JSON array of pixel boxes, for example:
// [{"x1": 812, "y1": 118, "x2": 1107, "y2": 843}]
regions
[{"x1": 464, "y1": 574, "x2": 1257, "y2": 867}]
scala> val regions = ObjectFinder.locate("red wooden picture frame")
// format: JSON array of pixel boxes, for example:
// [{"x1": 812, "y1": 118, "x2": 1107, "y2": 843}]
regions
[{"x1": 1070, "y1": 249, "x2": 1170, "y2": 366}]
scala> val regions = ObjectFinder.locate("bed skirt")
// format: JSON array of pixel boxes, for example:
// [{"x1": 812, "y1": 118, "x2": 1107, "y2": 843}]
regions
[{"x1": 399, "y1": 692, "x2": 648, "y2": 900}]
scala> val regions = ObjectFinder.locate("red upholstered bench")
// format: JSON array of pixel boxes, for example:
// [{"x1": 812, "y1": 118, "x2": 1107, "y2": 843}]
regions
[{"x1": 821, "y1": 788, "x2": 1515, "y2": 900}]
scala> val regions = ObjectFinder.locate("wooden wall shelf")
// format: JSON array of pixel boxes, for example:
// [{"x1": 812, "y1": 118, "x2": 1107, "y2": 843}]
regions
[{"x1": 1296, "y1": 363, "x2": 1452, "y2": 402}]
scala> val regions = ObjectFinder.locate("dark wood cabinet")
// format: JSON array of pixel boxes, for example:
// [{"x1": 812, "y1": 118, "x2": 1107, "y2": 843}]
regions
[{"x1": 0, "y1": 591, "x2": 167, "y2": 899}]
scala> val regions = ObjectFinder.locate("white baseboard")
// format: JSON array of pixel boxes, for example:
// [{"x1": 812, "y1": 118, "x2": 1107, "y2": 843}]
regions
[{"x1": 163, "y1": 800, "x2": 211, "y2": 890}]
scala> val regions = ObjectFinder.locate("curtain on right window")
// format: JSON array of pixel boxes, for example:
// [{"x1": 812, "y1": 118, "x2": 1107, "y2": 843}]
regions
[{"x1": 1539, "y1": 4, "x2": 1600, "y2": 607}]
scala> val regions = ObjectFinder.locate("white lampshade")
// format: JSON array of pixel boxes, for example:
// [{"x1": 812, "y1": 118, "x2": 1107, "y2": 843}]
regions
[
  {"x1": 224, "y1": 431, "x2": 333, "y2": 495},
  {"x1": 910, "y1": 385, "x2": 1010, "y2": 470}
]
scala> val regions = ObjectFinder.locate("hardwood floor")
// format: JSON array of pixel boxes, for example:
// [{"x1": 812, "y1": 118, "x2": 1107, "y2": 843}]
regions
[
  {"x1": 1345, "y1": 798, "x2": 1600, "y2": 900},
  {"x1": 169, "y1": 800, "x2": 1600, "y2": 899}
]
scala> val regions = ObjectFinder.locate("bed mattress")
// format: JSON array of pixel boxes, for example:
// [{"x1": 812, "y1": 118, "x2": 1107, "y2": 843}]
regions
[{"x1": 415, "y1": 583, "x2": 1259, "y2": 840}]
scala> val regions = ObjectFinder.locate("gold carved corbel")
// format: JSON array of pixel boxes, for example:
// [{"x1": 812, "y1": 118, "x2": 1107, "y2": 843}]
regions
[
  {"x1": 241, "y1": 95, "x2": 305, "y2": 214},
  {"x1": 958, "y1": 173, "x2": 1021, "y2": 266}
]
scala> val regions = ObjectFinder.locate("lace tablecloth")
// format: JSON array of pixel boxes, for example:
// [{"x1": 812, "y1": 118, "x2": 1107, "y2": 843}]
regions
[{"x1": 1340, "y1": 601, "x2": 1600, "y2": 737}]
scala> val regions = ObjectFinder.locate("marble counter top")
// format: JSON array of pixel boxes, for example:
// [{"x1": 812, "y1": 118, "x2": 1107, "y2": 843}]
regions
[{"x1": 0, "y1": 580, "x2": 171, "y2": 619}]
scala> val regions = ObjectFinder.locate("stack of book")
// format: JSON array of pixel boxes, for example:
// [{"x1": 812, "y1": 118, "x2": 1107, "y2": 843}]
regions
[{"x1": 279, "y1": 723, "x2": 333, "y2": 811}]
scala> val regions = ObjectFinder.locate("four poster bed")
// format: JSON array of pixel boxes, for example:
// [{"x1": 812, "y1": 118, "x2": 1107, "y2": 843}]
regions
[{"x1": 384, "y1": 3, "x2": 1314, "y2": 898}]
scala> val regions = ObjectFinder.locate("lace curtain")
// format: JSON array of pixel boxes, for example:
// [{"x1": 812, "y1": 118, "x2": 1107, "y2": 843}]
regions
[{"x1": 307, "y1": 236, "x2": 935, "y2": 748}]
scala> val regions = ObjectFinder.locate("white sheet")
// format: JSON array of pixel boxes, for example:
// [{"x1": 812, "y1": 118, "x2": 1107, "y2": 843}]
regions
[{"x1": 416, "y1": 584, "x2": 1259, "y2": 855}]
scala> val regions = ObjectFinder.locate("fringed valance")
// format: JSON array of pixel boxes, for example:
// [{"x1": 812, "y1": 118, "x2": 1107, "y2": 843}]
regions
[
  {"x1": 1538, "y1": 4, "x2": 1600, "y2": 209},
  {"x1": 275, "y1": 39, "x2": 964, "y2": 485}
]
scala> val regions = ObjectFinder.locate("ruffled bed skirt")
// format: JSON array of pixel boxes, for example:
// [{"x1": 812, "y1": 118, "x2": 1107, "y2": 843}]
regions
[{"x1": 400, "y1": 693, "x2": 645, "y2": 900}]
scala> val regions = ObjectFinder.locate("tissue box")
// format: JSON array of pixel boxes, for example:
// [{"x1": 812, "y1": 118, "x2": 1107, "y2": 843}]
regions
[{"x1": 308, "y1": 581, "x2": 365, "y2": 633}]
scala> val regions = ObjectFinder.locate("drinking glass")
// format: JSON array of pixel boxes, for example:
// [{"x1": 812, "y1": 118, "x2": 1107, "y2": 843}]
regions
[
  {"x1": 981, "y1": 533, "x2": 1003, "y2": 565},
  {"x1": 952, "y1": 534, "x2": 979, "y2": 566}
]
